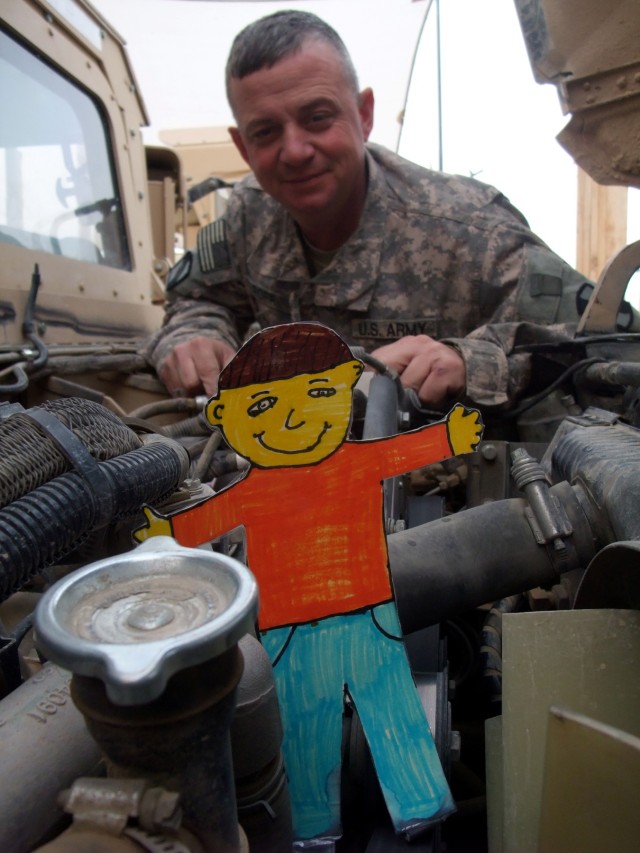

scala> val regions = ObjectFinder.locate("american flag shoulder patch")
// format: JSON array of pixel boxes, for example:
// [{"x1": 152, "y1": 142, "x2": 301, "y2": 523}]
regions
[{"x1": 197, "y1": 219, "x2": 231, "y2": 273}]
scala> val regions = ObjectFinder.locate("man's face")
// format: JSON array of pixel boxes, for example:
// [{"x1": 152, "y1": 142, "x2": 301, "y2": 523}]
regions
[
  {"x1": 207, "y1": 360, "x2": 363, "y2": 468},
  {"x1": 228, "y1": 40, "x2": 374, "y2": 234}
]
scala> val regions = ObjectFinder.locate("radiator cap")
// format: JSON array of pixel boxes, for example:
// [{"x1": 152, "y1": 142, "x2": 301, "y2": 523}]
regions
[{"x1": 35, "y1": 536, "x2": 258, "y2": 705}]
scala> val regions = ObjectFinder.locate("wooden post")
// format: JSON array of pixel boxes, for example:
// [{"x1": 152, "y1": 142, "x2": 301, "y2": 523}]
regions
[{"x1": 576, "y1": 168, "x2": 628, "y2": 281}]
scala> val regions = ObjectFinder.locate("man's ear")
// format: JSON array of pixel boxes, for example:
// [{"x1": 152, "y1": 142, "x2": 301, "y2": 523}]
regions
[
  {"x1": 206, "y1": 400, "x2": 225, "y2": 427},
  {"x1": 229, "y1": 127, "x2": 250, "y2": 166},
  {"x1": 358, "y1": 88, "x2": 375, "y2": 141}
]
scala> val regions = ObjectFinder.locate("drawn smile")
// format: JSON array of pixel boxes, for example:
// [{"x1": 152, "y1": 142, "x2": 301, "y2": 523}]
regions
[{"x1": 254, "y1": 422, "x2": 331, "y2": 454}]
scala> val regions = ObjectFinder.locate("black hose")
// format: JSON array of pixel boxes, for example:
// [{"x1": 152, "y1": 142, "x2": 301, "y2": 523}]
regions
[
  {"x1": 162, "y1": 413, "x2": 212, "y2": 439},
  {"x1": 22, "y1": 265, "x2": 49, "y2": 371},
  {"x1": 0, "y1": 397, "x2": 141, "y2": 509},
  {"x1": 0, "y1": 440, "x2": 189, "y2": 602},
  {"x1": 127, "y1": 397, "x2": 202, "y2": 420},
  {"x1": 479, "y1": 594, "x2": 525, "y2": 706},
  {"x1": 193, "y1": 429, "x2": 223, "y2": 482},
  {"x1": 361, "y1": 374, "x2": 401, "y2": 440},
  {"x1": 390, "y1": 484, "x2": 596, "y2": 633}
]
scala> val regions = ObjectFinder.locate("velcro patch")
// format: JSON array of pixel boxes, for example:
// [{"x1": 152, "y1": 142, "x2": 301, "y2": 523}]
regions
[
  {"x1": 529, "y1": 273, "x2": 562, "y2": 297},
  {"x1": 197, "y1": 219, "x2": 231, "y2": 273}
]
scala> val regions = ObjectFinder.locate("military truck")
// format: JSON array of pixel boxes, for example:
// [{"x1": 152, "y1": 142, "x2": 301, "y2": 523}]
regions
[
  {"x1": 0, "y1": 1, "x2": 639, "y2": 851},
  {"x1": 1, "y1": 0, "x2": 248, "y2": 412}
]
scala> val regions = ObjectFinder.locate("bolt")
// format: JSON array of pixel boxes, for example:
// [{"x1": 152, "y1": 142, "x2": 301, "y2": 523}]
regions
[
  {"x1": 183, "y1": 478, "x2": 203, "y2": 496},
  {"x1": 481, "y1": 443, "x2": 498, "y2": 461}
]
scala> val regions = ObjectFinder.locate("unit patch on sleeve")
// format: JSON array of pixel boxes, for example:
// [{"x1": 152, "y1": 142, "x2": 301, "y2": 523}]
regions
[
  {"x1": 197, "y1": 219, "x2": 231, "y2": 274},
  {"x1": 166, "y1": 251, "x2": 193, "y2": 291}
]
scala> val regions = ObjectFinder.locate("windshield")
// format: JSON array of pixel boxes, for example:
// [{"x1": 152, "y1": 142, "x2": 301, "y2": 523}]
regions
[{"x1": 0, "y1": 27, "x2": 131, "y2": 269}]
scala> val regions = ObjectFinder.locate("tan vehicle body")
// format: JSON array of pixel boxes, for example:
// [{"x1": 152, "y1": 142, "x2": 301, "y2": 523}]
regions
[{"x1": 0, "y1": 0, "x2": 247, "y2": 411}]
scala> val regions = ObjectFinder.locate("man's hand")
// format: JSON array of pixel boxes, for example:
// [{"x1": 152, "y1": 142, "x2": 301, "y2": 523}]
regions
[
  {"x1": 159, "y1": 337, "x2": 236, "y2": 397},
  {"x1": 370, "y1": 335, "x2": 465, "y2": 406},
  {"x1": 446, "y1": 404, "x2": 483, "y2": 455},
  {"x1": 133, "y1": 506, "x2": 173, "y2": 543}
]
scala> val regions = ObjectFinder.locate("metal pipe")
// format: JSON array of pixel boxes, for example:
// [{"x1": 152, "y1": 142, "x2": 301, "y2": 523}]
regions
[
  {"x1": 71, "y1": 647, "x2": 244, "y2": 852},
  {"x1": 233, "y1": 635, "x2": 293, "y2": 852},
  {"x1": 0, "y1": 663, "x2": 103, "y2": 852}
]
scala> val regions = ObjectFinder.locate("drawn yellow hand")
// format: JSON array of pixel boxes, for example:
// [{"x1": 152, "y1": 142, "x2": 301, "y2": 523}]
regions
[
  {"x1": 446, "y1": 404, "x2": 484, "y2": 455},
  {"x1": 133, "y1": 505, "x2": 173, "y2": 543}
]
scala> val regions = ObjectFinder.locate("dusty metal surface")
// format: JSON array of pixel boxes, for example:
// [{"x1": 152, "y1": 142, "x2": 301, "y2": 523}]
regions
[
  {"x1": 515, "y1": 0, "x2": 640, "y2": 187},
  {"x1": 538, "y1": 707, "x2": 640, "y2": 852},
  {"x1": 490, "y1": 609, "x2": 640, "y2": 852}
]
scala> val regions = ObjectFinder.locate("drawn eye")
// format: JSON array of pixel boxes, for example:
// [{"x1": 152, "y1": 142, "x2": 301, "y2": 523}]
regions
[
  {"x1": 308, "y1": 387, "x2": 336, "y2": 398},
  {"x1": 247, "y1": 396, "x2": 277, "y2": 417}
]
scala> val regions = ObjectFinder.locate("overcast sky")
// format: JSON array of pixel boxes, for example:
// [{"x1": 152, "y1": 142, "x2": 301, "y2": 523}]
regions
[{"x1": 93, "y1": 0, "x2": 638, "y2": 276}]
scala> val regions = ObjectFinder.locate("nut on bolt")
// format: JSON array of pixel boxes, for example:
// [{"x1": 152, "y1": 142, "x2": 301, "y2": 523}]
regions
[{"x1": 139, "y1": 787, "x2": 182, "y2": 831}]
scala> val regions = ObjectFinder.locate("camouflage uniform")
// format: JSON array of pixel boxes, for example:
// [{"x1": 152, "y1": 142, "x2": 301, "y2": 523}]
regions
[{"x1": 143, "y1": 144, "x2": 590, "y2": 407}]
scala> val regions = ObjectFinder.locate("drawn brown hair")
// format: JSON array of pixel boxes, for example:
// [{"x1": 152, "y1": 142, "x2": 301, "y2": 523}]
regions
[{"x1": 218, "y1": 323, "x2": 355, "y2": 390}]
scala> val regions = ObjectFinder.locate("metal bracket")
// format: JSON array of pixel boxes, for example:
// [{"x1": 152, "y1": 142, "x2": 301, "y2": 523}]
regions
[{"x1": 576, "y1": 240, "x2": 640, "y2": 334}]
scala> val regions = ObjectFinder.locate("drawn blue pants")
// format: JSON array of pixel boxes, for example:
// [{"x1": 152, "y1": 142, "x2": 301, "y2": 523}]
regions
[{"x1": 260, "y1": 602, "x2": 454, "y2": 841}]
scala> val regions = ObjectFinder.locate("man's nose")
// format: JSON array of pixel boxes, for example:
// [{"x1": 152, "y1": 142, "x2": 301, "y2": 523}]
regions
[{"x1": 280, "y1": 125, "x2": 313, "y2": 165}]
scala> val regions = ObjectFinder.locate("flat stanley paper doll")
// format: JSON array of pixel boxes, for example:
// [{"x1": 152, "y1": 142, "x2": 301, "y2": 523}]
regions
[{"x1": 136, "y1": 322, "x2": 483, "y2": 845}]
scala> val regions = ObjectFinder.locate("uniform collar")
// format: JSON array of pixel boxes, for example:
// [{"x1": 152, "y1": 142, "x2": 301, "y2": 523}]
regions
[{"x1": 249, "y1": 147, "x2": 387, "y2": 303}]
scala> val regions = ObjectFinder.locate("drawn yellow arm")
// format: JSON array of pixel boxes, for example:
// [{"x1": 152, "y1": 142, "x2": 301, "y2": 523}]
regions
[
  {"x1": 446, "y1": 404, "x2": 484, "y2": 455},
  {"x1": 133, "y1": 505, "x2": 173, "y2": 543}
]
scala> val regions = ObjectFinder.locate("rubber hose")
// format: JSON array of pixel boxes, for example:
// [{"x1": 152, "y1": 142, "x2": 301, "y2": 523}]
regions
[
  {"x1": 161, "y1": 413, "x2": 212, "y2": 439},
  {"x1": 0, "y1": 398, "x2": 141, "y2": 509},
  {"x1": 362, "y1": 374, "x2": 400, "y2": 440},
  {"x1": 479, "y1": 594, "x2": 524, "y2": 706},
  {"x1": 390, "y1": 487, "x2": 596, "y2": 634},
  {"x1": 0, "y1": 440, "x2": 188, "y2": 601}
]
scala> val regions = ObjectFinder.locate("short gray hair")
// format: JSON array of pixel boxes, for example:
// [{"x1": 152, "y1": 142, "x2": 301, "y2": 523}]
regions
[{"x1": 225, "y1": 10, "x2": 360, "y2": 109}]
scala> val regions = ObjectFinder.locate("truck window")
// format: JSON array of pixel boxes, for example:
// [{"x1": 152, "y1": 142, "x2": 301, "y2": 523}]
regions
[{"x1": 0, "y1": 28, "x2": 131, "y2": 270}]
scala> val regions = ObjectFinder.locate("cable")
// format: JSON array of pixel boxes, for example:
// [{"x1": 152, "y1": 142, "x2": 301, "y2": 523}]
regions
[
  {"x1": 494, "y1": 357, "x2": 603, "y2": 420},
  {"x1": 396, "y1": 0, "x2": 435, "y2": 154}
]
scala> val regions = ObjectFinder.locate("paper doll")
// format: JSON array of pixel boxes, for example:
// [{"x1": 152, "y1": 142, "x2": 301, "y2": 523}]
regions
[{"x1": 136, "y1": 322, "x2": 483, "y2": 844}]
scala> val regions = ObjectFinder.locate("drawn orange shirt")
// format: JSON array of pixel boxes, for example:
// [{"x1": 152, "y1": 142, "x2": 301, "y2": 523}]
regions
[{"x1": 172, "y1": 422, "x2": 452, "y2": 630}]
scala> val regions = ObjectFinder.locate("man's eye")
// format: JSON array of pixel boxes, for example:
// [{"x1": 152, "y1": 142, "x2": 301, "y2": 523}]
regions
[
  {"x1": 251, "y1": 126, "x2": 277, "y2": 143},
  {"x1": 307, "y1": 113, "x2": 332, "y2": 129},
  {"x1": 308, "y1": 387, "x2": 336, "y2": 398},
  {"x1": 247, "y1": 396, "x2": 277, "y2": 416}
]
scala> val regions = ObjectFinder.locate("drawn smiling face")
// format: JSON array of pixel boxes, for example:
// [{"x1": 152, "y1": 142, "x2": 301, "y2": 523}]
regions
[{"x1": 207, "y1": 359, "x2": 363, "y2": 468}]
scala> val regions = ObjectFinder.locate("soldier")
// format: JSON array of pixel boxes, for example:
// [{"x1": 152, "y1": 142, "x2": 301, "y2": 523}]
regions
[{"x1": 143, "y1": 9, "x2": 590, "y2": 410}]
